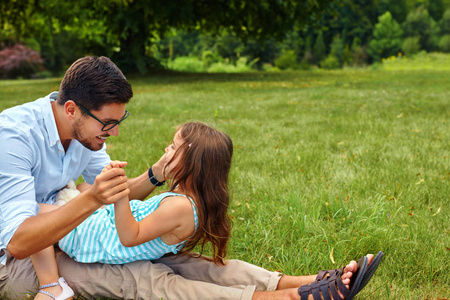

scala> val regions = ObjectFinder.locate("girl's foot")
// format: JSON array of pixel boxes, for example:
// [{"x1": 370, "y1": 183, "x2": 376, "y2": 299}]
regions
[
  {"x1": 298, "y1": 254, "x2": 374, "y2": 300},
  {"x1": 35, "y1": 277, "x2": 74, "y2": 300}
]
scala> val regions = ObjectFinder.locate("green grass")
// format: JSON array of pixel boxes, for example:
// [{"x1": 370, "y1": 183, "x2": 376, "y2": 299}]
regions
[{"x1": 0, "y1": 66, "x2": 449, "y2": 299}]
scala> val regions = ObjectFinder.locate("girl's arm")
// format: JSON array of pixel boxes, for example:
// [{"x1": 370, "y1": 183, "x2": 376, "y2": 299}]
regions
[{"x1": 114, "y1": 195, "x2": 194, "y2": 247}]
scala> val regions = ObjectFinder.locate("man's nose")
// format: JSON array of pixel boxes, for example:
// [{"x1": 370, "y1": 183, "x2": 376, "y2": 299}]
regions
[{"x1": 107, "y1": 126, "x2": 119, "y2": 137}]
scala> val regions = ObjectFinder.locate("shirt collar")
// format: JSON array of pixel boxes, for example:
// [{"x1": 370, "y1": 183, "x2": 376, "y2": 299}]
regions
[{"x1": 41, "y1": 92, "x2": 61, "y2": 148}]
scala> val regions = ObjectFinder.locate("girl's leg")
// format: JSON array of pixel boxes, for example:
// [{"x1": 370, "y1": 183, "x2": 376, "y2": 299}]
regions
[
  {"x1": 30, "y1": 246, "x2": 63, "y2": 299},
  {"x1": 30, "y1": 204, "x2": 71, "y2": 299}
]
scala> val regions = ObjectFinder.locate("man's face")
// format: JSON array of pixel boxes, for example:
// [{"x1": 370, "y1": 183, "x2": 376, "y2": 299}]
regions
[{"x1": 72, "y1": 103, "x2": 127, "y2": 151}]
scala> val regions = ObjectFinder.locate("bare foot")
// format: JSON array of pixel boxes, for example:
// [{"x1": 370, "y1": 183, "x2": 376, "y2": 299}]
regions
[{"x1": 340, "y1": 254, "x2": 374, "y2": 290}]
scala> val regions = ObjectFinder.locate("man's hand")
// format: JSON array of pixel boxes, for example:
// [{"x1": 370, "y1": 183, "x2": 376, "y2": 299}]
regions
[{"x1": 89, "y1": 161, "x2": 129, "y2": 206}]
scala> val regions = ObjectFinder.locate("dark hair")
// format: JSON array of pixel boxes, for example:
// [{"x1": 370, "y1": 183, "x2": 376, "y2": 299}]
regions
[
  {"x1": 167, "y1": 122, "x2": 233, "y2": 265},
  {"x1": 57, "y1": 56, "x2": 133, "y2": 111}
]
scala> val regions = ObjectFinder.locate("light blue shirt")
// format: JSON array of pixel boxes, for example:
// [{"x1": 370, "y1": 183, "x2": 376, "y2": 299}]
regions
[{"x1": 0, "y1": 92, "x2": 111, "y2": 264}]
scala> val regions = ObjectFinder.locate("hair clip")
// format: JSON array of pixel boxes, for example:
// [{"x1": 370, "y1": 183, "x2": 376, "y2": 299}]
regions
[{"x1": 188, "y1": 143, "x2": 192, "y2": 147}]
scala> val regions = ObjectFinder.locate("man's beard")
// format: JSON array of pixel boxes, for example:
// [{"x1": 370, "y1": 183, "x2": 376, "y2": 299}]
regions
[{"x1": 72, "y1": 119, "x2": 107, "y2": 151}]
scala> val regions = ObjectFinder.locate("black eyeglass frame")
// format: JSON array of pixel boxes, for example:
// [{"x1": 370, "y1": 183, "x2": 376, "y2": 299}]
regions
[{"x1": 75, "y1": 102, "x2": 129, "y2": 131}]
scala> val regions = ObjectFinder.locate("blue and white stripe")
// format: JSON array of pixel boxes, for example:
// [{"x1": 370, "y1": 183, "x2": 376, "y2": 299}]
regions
[{"x1": 59, "y1": 192, "x2": 199, "y2": 264}]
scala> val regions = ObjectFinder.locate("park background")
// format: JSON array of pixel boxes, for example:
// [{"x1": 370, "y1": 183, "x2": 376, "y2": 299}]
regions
[{"x1": 0, "y1": 0, "x2": 449, "y2": 299}]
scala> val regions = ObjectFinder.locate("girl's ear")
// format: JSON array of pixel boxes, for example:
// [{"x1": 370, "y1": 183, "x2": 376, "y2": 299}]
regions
[{"x1": 65, "y1": 100, "x2": 78, "y2": 120}]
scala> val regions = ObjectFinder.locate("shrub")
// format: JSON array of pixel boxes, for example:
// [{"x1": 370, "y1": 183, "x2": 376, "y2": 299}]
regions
[
  {"x1": 330, "y1": 35, "x2": 344, "y2": 66},
  {"x1": 351, "y1": 46, "x2": 369, "y2": 66},
  {"x1": 313, "y1": 32, "x2": 326, "y2": 64},
  {"x1": 402, "y1": 37, "x2": 421, "y2": 56},
  {"x1": 438, "y1": 35, "x2": 450, "y2": 53},
  {"x1": 207, "y1": 57, "x2": 255, "y2": 73},
  {"x1": 403, "y1": 6, "x2": 440, "y2": 51},
  {"x1": 202, "y1": 50, "x2": 222, "y2": 68},
  {"x1": 321, "y1": 54, "x2": 340, "y2": 69},
  {"x1": 275, "y1": 50, "x2": 297, "y2": 70},
  {"x1": 368, "y1": 11, "x2": 403, "y2": 61},
  {"x1": 165, "y1": 56, "x2": 205, "y2": 72},
  {"x1": 439, "y1": 9, "x2": 450, "y2": 35},
  {"x1": 0, "y1": 44, "x2": 45, "y2": 79}
]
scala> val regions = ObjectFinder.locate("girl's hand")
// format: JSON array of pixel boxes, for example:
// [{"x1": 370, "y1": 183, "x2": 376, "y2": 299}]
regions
[
  {"x1": 89, "y1": 161, "x2": 129, "y2": 206},
  {"x1": 102, "y1": 160, "x2": 128, "y2": 173}
]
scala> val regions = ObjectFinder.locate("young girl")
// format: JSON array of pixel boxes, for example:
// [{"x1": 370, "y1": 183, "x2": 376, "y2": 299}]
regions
[{"x1": 31, "y1": 122, "x2": 233, "y2": 299}]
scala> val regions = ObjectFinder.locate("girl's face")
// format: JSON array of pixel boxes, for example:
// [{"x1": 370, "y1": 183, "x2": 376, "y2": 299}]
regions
[{"x1": 164, "y1": 131, "x2": 184, "y2": 179}]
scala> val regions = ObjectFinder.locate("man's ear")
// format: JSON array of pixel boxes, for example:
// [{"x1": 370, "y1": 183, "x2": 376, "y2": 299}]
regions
[{"x1": 64, "y1": 100, "x2": 78, "y2": 120}]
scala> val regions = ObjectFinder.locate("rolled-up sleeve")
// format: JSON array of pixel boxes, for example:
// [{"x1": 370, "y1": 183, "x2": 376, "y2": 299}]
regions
[{"x1": 0, "y1": 126, "x2": 39, "y2": 263}]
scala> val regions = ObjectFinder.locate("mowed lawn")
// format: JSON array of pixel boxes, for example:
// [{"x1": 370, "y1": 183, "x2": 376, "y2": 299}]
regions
[{"x1": 0, "y1": 67, "x2": 448, "y2": 299}]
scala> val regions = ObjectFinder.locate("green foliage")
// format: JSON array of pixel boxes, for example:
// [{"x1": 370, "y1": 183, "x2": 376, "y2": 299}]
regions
[
  {"x1": 351, "y1": 46, "x2": 369, "y2": 66},
  {"x1": 313, "y1": 32, "x2": 326, "y2": 64},
  {"x1": 368, "y1": 11, "x2": 404, "y2": 61},
  {"x1": 274, "y1": 50, "x2": 298, "y2": 70},
  {"x1": 165, "y1": 56, "x2": 205, "y2": 72},
  {"x1": 380, "y1": 52, "x2": 450, "y2": 70},
  {"x1": 402, "y1": 6, "x2": 440, "y2": 51},
  {"x1": 402, "y1": 37, "x2": 421, "y2": 55},
  {"x1": 207, "y1": 57, "x2": 256, "y2": 73},
  {"x1": 201, "y1": 50, "x2": 223, "y2": 68},
  {"x1": 0, "y1": 0, "x2": 333, "y2": 74},
  {"x1": 164, "y1": 55, "x2": 256, "y2": 73},
  {"x1": 329, "y1": 35, "x2": 344, "y2": 66},
  {"x1": 320, "y1": 54, "x2": 340, "y2": 69},
  {"x1": 440, "y1": 9, "x2": 450, "y2": 35},
  {"x1": 438, "y1": 34, "x2": 450, "y2": 52}
]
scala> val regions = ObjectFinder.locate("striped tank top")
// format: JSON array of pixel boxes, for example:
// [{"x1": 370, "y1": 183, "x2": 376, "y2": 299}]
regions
[{"x1": 59, "y1": 192, "x2": 199, "y2": 264}]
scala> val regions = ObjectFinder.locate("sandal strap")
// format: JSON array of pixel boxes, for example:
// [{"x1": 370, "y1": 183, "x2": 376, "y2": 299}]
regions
[
  {"x1": 38, "y1": 289, "x2": 57, "y2": 299},
  {"x1": 298, "y1": 284, "x2": 311, "y2": 300},
  {"x1": 299, "y1": 268, "x2": 351, "y2": 300},
  {"x1": 39, "y1": 281, "x2": 60, "y2": 289},
  {"x1": 316, "y1": 268, "x2": 343, "y2": 282},
  {"x1": 319, "y1": 280, "x2": 331, "y2": 299}
]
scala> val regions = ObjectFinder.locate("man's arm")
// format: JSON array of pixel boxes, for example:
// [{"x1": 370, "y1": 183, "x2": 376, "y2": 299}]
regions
[{"x1": 7, "y1": 167, "x2": 129, "y2": 259}]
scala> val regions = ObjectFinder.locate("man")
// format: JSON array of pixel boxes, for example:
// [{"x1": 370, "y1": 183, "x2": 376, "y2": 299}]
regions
[{"x1": 0, "y1": 56, "x2": 368, "y2": 300}]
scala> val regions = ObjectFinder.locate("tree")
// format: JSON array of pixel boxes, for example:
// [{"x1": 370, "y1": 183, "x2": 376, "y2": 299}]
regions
[
  {"x1": 403, "y1": 6, "x2": 440, "y2": 51},
  {"x1": 440, "y1": 9, "x2": 450, "y2": 35},
  {"x1": 1, "y1": 0, "x2": 334, "y2": 74},
  {"x1": 368, "y1": 12, "x2": 403, "y2": 61},
  {"x1": 313, "y1": 31, "x2": 326, "y2": 64},
  {"x1": 330, "y1": 34, "x2": 344, "y2": 66}
]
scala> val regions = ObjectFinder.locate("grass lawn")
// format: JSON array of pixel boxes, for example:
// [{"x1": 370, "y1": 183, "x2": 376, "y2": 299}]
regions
[{"x1": 0, "y1": 66, "x2": 448, "y2": 299}]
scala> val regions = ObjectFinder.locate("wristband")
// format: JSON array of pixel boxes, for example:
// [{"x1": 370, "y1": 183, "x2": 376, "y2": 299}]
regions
[{"x1": 148, "y1": 167, "x2": 165, "y2": 186}]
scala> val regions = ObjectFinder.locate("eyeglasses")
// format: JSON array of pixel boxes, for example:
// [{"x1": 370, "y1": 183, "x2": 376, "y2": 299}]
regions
[{"x1": 76, "y1": 103, "x2": 129, "y2": 131}]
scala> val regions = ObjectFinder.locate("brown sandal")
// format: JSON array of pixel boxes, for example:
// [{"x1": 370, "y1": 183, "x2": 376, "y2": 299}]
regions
[{"x1": 298, "y1": 256, "x2": 368, "y2": 300}]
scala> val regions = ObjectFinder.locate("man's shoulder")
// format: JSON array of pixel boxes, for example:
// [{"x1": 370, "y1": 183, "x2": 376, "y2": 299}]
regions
[{"x1": 0, "y1": 93, "x2": 56, "y2": 133}]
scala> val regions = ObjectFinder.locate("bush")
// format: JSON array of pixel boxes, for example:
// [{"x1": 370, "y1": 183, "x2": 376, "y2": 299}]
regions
[
  {"x1": 0, "y1": 44, "x2": 45, "y2": 79},
  {"x1": 275, "y1": 50, "x2": 298, "y2": 70},
  {"x1": 402, "y1": 37, "x2": 421, "y2": 56},
  {"x1": 351, "y1": 46, "x2": 369, "y2": 66},
  {"x1": 368, "y1": 11, "x2": 403, "y2": 61},
  {"x1": 165, "y1": 56, "x2": 205, "y2": 72},
  {"x1": 207, "y1": 57, "x2": 256, "y2": 73},
  {"x1": 438, "y1": 35, "x2": 450, "y2": 53},
  {"x1": 321, "y1": 54, "x2": 340, "y2": 69}
]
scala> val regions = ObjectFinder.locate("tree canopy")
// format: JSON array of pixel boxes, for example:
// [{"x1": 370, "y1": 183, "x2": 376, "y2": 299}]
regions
[{"x1": 1, "y1": 0, "x2": 332, "y2": 73}]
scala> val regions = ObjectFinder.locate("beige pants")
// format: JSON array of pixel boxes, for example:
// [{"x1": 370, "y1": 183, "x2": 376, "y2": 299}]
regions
[{"x1": 0, "y1": 249, "x2": 281, "y2": 300}]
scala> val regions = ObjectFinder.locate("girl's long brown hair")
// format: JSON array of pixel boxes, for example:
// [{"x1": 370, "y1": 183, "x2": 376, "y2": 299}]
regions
[{"x1": 166, "y1": 122, "x2": 233, "y2": 265}]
